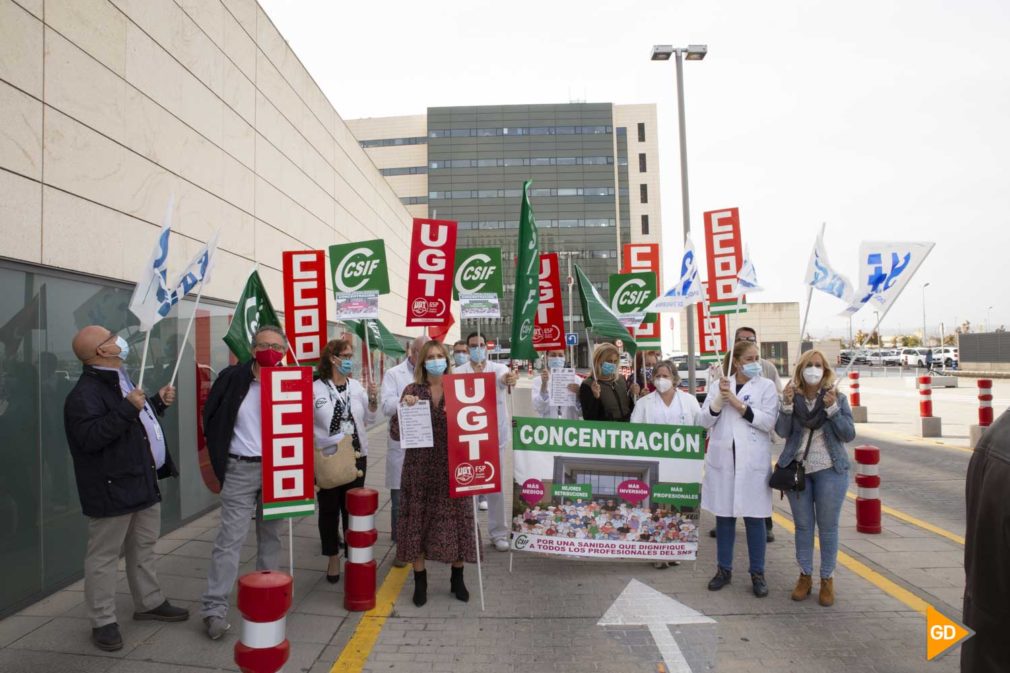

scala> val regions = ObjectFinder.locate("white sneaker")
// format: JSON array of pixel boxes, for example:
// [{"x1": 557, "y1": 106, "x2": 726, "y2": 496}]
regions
[
  {"x1": 478, "y1": 500, "x2": 488, "y2": 511},
  {"x1": 203, "y1": 615, "x2": 230, "y2": 640},
  {"x1": 493, "y1": 538, "x2": 510, "y2": 552}
]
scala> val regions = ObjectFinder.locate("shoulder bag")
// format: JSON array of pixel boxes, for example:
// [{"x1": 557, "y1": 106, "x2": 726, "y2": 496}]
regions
[{"x1": 768, "y1": 428, "x2": 815, "y2": 495}]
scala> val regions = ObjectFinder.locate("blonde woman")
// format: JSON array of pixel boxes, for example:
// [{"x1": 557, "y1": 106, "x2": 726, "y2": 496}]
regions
[
  {"x1": 390, "y1": 341, "x2": 479, "y2": 607},
  {"x1": 775, "y1": 349, "x2": 855, "y2": 607},
  {"x1": 578, "y1": 343, "x2": 638, "y2": 422},
  {"x1": 699, "y1": 340, "x2": 779, "y2": 597}
]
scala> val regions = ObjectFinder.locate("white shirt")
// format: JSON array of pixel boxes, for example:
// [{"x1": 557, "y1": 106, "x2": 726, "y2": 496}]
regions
[
  {"x1": 455, "y1": 359, "x2": 511, "y2": 448},
  {"x1": 312, "y1": 377, "x2": 377, "y2": 456},
  {"x1": 228, "y1": 380, "x2": 262, "y2": 457},
  {"x1": 630, "y1": 390, "x2": 701, "y2": 426}
]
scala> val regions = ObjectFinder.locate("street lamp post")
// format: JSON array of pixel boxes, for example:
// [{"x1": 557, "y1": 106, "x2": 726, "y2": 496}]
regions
[
  {"x1": 987, "y1": 305, "x2": 993, "y2": 333},
  {"x1": 652, "y1": 43, "x2": 706, "y2": 394},
  {"x1": 921, "y1": 282, "x2": 930, "y2": 347}
]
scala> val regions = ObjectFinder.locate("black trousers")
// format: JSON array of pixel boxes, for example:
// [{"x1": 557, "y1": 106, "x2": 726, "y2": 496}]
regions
[{"x1": 317, "y1": 456, "x2": 367, "y2": 556}]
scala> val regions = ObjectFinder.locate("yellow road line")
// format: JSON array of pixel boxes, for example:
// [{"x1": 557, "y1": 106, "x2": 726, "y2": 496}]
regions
[
  {"x1": 844, "y1": 492, "x2": 965, "y2": 545},
  {"x1": 330, "y1": 565, "x2": 411, "y2": 673},
  {"x1": 770, "y1": 511, "x2": 931, "y2": 615}
]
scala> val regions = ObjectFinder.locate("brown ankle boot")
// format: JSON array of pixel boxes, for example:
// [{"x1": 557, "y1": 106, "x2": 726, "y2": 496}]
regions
[
  {"x1": 791, "y1": 573, "x2": 812, "y2": 601},
  {"x1": 819, "y1": 577, "x2": 835, "y2": 606}
]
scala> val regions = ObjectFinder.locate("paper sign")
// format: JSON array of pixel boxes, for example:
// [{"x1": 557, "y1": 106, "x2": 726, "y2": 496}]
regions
[{"x1": 399, "y1": 400, "x2": 434, "y2": 449}]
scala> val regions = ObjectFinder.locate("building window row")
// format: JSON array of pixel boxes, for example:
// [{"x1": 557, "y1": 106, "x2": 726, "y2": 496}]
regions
[
  {"x1": 430, "y1": 187, "x2": 617, "y2": 200},
  {"x1": 430, "y1": 156, "x2": 614, "y2": 169},
  {"x1": 429, "y1": 125, "x2": 613, "y2": 138},
  {"x1": 399, "y1": 196, "x2": 429, "y2": 205},
  {"x1": 359, "y1": 136, "x2": 428, "y2": 148},
  {"x1": 456, "y1": 218, "x2": 616, "y2": 231},
  {"x1": 380, "y1": 166, "x2": 429, "y2": 176}
]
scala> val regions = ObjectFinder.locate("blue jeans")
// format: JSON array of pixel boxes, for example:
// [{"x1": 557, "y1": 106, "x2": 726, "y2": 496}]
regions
[
  {"x1": 715, "y1": 516, "x2": 766, "y2": 575},
  {"x1": 786, "y1": 468, "x2": 849, "y2": 578}
]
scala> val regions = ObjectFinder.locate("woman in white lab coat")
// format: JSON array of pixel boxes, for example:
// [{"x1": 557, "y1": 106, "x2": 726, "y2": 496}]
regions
[
  {"x1": 630, "y1": 360, "x2": 701, "y2": 426},
  {"x1": 699, "y1": 340, "x2": 779, "y2": 597}
]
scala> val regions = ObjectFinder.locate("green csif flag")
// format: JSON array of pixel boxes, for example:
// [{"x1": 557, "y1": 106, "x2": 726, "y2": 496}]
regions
[
  {"x1": 223, "y1": 269, "x2": 281, "y2": 362},
  {"x1": 575, "y1": 264, "x2": 637, "y2": 358},
  {"x1": 343, "y1": 318, "x2": 406, "y2": 356},
  {"x1": 510, "y1": 180, "x2": 540, "y2": 361}
]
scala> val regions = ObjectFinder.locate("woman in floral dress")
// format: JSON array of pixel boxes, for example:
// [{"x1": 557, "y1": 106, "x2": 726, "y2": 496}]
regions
[{"x1": 390, "y1": 340, "x2": 480, "y2": 607}]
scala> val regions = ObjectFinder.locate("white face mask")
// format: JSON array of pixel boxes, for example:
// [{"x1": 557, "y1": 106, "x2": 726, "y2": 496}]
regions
[
  {"x1": 653, "y1": 377, "x2": 674, "y2": 394},
  {"x1": 802, "y1": 366, "x2": 824, "y2": 385}
]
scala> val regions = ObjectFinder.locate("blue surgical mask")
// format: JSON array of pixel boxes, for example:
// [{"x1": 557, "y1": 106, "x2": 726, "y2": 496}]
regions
[
  {"x1": 338, "y1": 359, "x2": 354, "y2": 375},
  {"x1": 601, "y1": 361, "x2": 618, "y2": 376},
  {"x1": 114, "y1": 336, "x2": 130, "y2": 361},
  {"x1": 453, "y1": 353, "x2": 468, "y2": 367},
  {"x1": 548, "y1": 357, "x2": 566, "y2": 369},
  {"x1": 425, "y1": 358, "x2": 447, "y2": 375},
  {"x1": 469, "y1": 346, "x2": 487, "y2": 363},
  {"x1": 741, "y1": 362, "x2": 762, "y2": 379}
]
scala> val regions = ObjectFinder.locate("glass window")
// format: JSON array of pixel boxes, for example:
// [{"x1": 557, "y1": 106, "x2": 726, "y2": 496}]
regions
[
  {"x1": 555, "y1": 126, "x2": 576, "y2": 135},
  {"x1": 449, "y1": 128, "x2": 472, "y2": 137},
  {"x1": 557, "y1": 188, "x2": 579, "y2": 197},
  {"x1": 503, "y1": 158, "x2": 524, "y2": 167},
  {"x1": 476, "y1": 127, "x2": 497, "y2": 136},
  {"x1": 559, "y1": 219, "x2": 579, "y2": 228},
  {"x1": 529, "y1": 127, "x2": 551, "y2": 135},
  {"x1": 477, "y1": 158, "x2": 498, "y2": 167},
  {"x1": 637, "y1": 122, "x2": 646, "y2": 142},
  {"x1": 638, "y1": 153, "x2": 647, "y2": 172},
  {"x1": 641, "y1": 214, "x2": 650, "y2": 235},
  {"x1": 556, "y1": 157, "x2": 577, "y2": 166},
  {"x1": 477, "y1": 189, "x2": 498, "y2": 198},
  {"x1": 640, "y1": 184, "x2": 648, "y2": 204},
  {"x1": 530, "y1": 157, "x2": 551, "y2": 166},
  {"x1": 761, "y1": 342, "x2": 789, "y2": 376}
]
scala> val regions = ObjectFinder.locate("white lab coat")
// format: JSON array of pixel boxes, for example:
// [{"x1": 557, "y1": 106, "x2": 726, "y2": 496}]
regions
[
  {"x1": 455, "y1": 359, "x2": 511, "y2": 448},
  {"x1": 629, "y1": 390, "x2": 701, "y2": 426},
  {"x1": 531, "y1": 371, "x2": 583, "y2": 420},
  {"x1": 312, "y1": 378, "x2": 377, "y2": 454},
  {"x1": 379, "y1": 359, "x2": 416, "y2": 488},
  {"x1": 698, "y1": 376, "x2": 778, "y2": 518}
]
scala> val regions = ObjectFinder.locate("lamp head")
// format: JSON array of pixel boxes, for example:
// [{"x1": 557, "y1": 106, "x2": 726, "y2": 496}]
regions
[
  {"x1": 651, "y1": 45, "x2": 674, "y2": 61},
  {"x1": 685, "y1": 44, "x2": 708, "y2": 60}
]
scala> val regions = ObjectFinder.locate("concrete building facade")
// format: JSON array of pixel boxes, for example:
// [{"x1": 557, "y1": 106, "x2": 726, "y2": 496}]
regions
[{"x1": 0, "y1": 0, "x2": 425, "y2": 616}]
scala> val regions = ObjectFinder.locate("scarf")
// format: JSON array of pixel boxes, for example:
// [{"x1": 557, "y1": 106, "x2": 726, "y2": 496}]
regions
[{"x1": 794, "y1": 388, "x2": 828, "y2": 430}]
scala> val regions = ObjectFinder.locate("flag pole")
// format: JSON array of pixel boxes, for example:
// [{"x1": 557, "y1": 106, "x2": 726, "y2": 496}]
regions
[
  {"x1": 137, "y1": 330, "x2": 153, "y2": 389},
  {"x1": 288, "y1": 518, "x2": 295, "y2": 579},
  {"x1": 363, "y1": 321, "x2": 373, "y2": 386},
  {"x1": 796, "y1": 223, "x2": 825, "y2": 363},
  {"x1": 472, "y1": 496, "x2": 485, "y2": 610},
  {"x1": 169, "y1": 280, "x2": 206, "y2": 387}
]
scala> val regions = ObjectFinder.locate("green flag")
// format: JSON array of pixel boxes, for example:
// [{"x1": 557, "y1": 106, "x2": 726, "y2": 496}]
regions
[
  {"x1": 510, "y1": 180, "x2": 539, "y2": 361},
  {"x1": 575, "y1": 264, "x2": 637, "y2": 358},
  {"x1": 223, "y1": 270, "x2": 281, "y2": 362},
  {"x1": 343, "y1": 318, "x2": 406, "y2": 356}
]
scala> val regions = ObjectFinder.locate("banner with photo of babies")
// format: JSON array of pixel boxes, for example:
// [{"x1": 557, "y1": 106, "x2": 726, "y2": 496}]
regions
[{"x1": 510, "y1": 417, "x2": 705, "y2": 561}]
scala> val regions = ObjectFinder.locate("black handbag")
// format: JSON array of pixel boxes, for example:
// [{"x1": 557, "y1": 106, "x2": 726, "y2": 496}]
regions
[{"x1": 769, "y1": 428, "x2": 815, "y2": 495}]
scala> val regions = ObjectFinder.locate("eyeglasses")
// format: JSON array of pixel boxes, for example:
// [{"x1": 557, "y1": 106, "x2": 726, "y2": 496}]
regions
[
  {"x1": 254, "y1": 342, "x2": 286, "y2": 352},
  {"x1": 737, "y1": 336, "x2": 757, "y2": 343}
]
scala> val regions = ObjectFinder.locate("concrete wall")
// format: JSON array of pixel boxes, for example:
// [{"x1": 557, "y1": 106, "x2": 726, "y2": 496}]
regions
[{"x1": 0, "y1": 0, "x2": 421, "y2": 333}]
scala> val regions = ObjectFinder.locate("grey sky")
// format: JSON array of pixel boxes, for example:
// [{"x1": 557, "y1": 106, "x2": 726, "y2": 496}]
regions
[{"x1": 260, "y1": 0, "x2": 1009, "y2": 339}]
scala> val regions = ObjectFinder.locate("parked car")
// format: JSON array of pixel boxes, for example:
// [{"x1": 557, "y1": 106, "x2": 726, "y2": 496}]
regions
[
  {"x1": 867, "y1": 349, "x2": 901, "y2": 366},
  {"x1": 840, "y1": 349, "x2": 869, "y2": 365},
  {"x1": 932, "y1": 347, "x2": 959, "y2": 368},
  {"x1": 899, "y1": 347, "x2": 931, "y2": 367}
]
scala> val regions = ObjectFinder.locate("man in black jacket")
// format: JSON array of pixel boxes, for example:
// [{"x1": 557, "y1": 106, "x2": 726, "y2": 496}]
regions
[
  {"x1": 962, "y1": 407, "x2": 1010, "y2": 672},
  {"x1": 64, "y1": 325, "x2": 189, "y2": 652},
  {"x1": 199, "y1": 326, "x2": 287, "y2": 640}
]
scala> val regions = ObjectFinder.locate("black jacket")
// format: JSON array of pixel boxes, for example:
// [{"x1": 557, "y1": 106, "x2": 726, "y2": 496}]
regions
[
  {"x1": 962, "y1": 408, "x2": 1010, "y2": 672},
  {"x1": 64, "y1": 366, "x2": 178, "y2": 518},
  {"x1": 203, "y1": 360, "x2": 255, "y2": 485},
  {"x1": 578, "y1": 375, "x2": 634, "y2": 422}
]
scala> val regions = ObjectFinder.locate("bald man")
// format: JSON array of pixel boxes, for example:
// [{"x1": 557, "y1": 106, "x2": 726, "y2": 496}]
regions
[
  {"x1": 64, "y1": 326, "x2": 186, "y2": 652},
  {"x1": 380, "y1": 334, "x2": 429, "y2": 565}
]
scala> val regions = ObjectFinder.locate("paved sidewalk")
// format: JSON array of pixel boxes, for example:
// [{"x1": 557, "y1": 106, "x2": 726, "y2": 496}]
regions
[{"x1": 0, "y1": 374, "x2": 970, "y2": 672}]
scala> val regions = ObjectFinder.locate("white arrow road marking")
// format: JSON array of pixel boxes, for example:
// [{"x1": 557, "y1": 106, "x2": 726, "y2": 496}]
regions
[{"x1": 598, "y1": 579, "x2": 716, "y2": 673}]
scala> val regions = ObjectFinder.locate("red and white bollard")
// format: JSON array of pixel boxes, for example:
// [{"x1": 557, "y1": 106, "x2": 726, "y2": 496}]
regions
[
  {"x1": 848, "y1": 371, "x2": 867, "y2": 423},
  {"x1": 917, "y1": 375, "x2": 942, "y2": 437},
  {"x1": 854, "y1": 445, "x2": 881, "y2": 534},
  {"x1": 344, "y1": 487, "x2": 378, "y2": 611},
  {"x1": 969, "y1": 379, "x2": 994, "y2": 448},
  {"x1": 234, "y1": 571, "x2": 292, "y2": 673}
]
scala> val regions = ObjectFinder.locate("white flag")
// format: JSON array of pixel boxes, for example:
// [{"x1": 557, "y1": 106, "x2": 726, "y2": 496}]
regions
[
  {"x1": 840, "y1": 241, "x2": 934, "y2": 317},
  {"x1": 172, "y1": 230, "x2": 219, "y2": 300},
  {"x1": 645, "y1": 235, "x2": 703, "y2": 312},
  {"x1": 732, "y1": 245, "x2": 763, "y2": 296},
  {"x1": 128, "y1": 197, "x2": 176, "y2": 331},
  {"x1": 804, "y1": 229, "x2": 853, "y2": 303}
]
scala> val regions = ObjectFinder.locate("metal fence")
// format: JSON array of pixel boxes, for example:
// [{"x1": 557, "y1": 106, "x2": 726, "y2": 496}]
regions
[{"x1": 959, "y1": 332, "x2": 1010, "y2": 364}]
